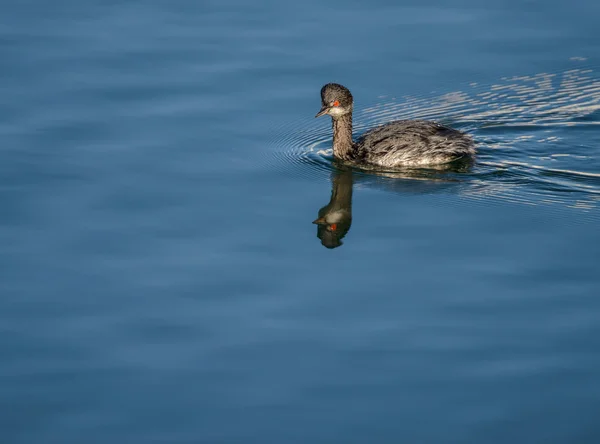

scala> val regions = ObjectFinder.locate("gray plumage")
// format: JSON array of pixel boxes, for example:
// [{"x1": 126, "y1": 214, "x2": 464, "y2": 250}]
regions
[{"x1": 315, "y1": 83, "x2": 476, "y2": 168}]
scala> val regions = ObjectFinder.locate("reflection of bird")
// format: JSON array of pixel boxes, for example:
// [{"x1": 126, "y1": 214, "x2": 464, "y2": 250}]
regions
[
  {"x1": 313, "y1": 168, "x2": 353, "y2": 249},
  {"x1": 312, "y1": 160, "x2": 474, "y2": 249},
  {"x1": 315, "y1": 83, "x2": 476, "y2": 168}
]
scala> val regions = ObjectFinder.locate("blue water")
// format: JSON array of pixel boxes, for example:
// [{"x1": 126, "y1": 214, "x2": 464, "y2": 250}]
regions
[{"x1": 2, "y1": 1, "x2": 600, "y2": 442}]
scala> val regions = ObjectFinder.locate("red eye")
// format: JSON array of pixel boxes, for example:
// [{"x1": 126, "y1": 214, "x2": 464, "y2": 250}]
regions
[{"x1": 333, "y1": 100, "x2": 340, "y2": 107}]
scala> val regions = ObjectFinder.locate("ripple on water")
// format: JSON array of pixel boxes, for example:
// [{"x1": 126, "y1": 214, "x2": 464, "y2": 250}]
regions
[{"x1": 269, "y1": 64, "x2": 600, "y2": 217}]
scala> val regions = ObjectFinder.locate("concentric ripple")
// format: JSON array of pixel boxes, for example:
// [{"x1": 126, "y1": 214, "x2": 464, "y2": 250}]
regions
[
  {"x1": 269, "y1": 63, "x2": 600, "y2": 215},
  {"x1": 267, "y1": 115, "x2": 334, "y2": 180}
]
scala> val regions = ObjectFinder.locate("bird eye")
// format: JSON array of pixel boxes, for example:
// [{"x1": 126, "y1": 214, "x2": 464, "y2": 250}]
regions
[{"x1": 332, "y1": 100, "x2": 340, "y2": 107}]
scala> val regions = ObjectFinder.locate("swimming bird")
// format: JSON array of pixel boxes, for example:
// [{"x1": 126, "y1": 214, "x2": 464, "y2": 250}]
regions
[{"x1": 315, "y1": 83, "x2": 475, "y2": 168}]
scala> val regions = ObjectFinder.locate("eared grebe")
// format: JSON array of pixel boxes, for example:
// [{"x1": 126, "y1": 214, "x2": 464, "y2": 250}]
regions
[{"x1": 315, "y1": 83, "x2": 475, "y2": 168}]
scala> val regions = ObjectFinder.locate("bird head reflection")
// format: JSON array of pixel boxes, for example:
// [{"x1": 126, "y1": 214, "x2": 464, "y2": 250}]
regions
[{"x1": 313, "y1": 168, "x2": 353, "y2": 249}]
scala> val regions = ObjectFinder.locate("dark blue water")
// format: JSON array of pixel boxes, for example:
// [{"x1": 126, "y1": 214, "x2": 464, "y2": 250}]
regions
[{"x1": 2, "y1": 1, "x2": 600, "y2": 442}]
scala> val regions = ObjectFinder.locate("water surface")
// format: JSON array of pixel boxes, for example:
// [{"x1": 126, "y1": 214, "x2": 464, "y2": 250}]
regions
[{"x1": 1, "y1": 1, "x2": 600, "y2": 443}]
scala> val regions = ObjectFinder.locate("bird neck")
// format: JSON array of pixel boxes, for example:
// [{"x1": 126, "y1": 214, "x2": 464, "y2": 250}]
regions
[{"x1": 332, "y1": 113, "x2": 354, "y2": 160}]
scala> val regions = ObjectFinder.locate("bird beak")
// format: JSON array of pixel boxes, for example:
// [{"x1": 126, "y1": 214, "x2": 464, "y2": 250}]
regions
[
  {"x1": 315, "y1": 106, "x2": 329, "y2": 118},
  {"x1": 312, "y1": 217, "x2": 326, "y2": 224}
]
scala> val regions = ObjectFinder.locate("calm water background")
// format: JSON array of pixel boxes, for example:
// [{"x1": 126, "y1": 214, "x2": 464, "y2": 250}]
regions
[{"x1": 2, "y1": 1, "x2": 600, "y2": 443}]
